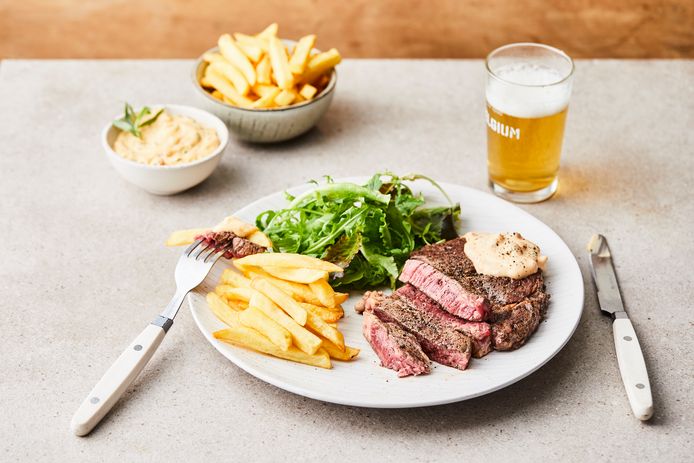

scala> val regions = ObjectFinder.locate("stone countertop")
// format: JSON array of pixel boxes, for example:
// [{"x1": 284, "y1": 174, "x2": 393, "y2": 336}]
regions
[{"x1": 0, "y1": 59, "x2": 692, "y2": 462}]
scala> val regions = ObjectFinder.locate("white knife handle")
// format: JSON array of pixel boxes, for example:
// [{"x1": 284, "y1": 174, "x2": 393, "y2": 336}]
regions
[
  {"x1": 612, "y1": 317, "x2": 653, "y2": 421},
  {"x1": 71, "y1": 321, "x2": 169, "y2": 436}
]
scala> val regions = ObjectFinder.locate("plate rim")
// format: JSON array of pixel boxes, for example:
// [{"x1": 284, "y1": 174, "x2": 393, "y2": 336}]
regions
[{"x1": 189, "y1": 177, "x2": 584, "y2": 408}]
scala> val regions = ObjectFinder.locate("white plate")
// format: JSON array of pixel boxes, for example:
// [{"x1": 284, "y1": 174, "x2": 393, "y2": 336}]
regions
[{"x1": 189, "y1": 177, "x2": 584, "y2": 408}]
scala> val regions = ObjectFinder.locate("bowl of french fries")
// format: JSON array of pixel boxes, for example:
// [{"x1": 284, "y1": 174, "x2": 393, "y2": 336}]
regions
[{"x1": 192, "y1": 24, "x2": 341, "y2": 143}]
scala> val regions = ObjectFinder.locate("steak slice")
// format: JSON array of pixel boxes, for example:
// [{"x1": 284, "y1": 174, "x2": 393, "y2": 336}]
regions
[
  {"x1": 402, "y1": 237, "x2": 547, "y2": 319},
  {"x1": 399, "y1": 259, "x2": 488, "y2": 321},
  {"x1": 362, "y1": 291, "x2": 472, "y2": 370},
  {"x1": 196, "y1": 230, "x2": 266, "y2": 259},
  {"x1": 395, "y1": 284, "x2": 493, "y2": 358},
  {"x1": 489, "y1": 291, "x2": 549, "y2": 350},
  {"x1": 362, "y1": 310, "x2": 430, "y2": 377}
]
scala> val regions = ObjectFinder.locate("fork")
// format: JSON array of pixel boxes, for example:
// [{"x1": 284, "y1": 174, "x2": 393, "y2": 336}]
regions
[{"x1": 71, "y1": 239, "x2": 229, "y2": 437}]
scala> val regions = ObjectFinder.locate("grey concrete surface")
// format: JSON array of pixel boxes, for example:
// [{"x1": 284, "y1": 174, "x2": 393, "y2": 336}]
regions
[{"x1": 0, "y1": 59, "x2": 692, "y2": 462}]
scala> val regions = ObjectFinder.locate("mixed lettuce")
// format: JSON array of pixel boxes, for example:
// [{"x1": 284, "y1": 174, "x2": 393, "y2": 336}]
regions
[{"x1": 256, "y1": 173, "x2": 460, "y2": 289}]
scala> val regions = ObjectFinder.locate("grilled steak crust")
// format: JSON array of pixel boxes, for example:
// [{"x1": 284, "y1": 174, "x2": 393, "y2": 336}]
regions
[
  {"x1": 362, "y1": 310, "x2": 430, "y2": 377},
  {"x1": 489, "y1": 291, "x2": 549, "y2": 350},
  {"x1": 362, "y1": 291, "x2": 472, "y2": 370},
  {"x1": 399, "y1": 260, "x2": 489, "y2": 321},
  {"x1": 403, "y1": 236, "x2": 546, "y2": 314},
  {"x1": 197, "y1": 230, "x2": 266, "y2": 259},
  {"x1": 396, "y1": 284, "x2": 493, "y2": 358}
]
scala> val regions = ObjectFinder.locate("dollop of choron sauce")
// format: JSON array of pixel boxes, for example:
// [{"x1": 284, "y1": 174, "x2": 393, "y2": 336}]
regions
[{"x1": 462, "y1": 232, "x2": 547, "y2": 279}]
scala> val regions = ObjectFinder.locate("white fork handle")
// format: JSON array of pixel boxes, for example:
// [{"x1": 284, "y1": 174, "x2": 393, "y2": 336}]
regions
[
  {"x1": 71, "y1": 323, "x2": 168, "y2": 436},
  {"x1": 612, "y1": 318, "x2": 653, "y2": 421}
]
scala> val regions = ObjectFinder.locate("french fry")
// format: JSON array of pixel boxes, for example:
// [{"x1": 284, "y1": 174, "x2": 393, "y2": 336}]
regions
[
  {"x1": 299, "y1": 83, "x2": 318, "y2": 101},
  {"x1": 256, "y1": 23, "x2": 278, "y2": 40},
  {"x1": 207, "y1": 61, "x2": 250, "y2": 96},
  {"x1": 221, "y1": 268, "x2": 251, "y2": 288},
  {"x1": 309, "y1": 279, "x2": 335, "y2": 307},
  {"x1": 268, "y1": 36, "x2": 294, "y2": 90},
  {"x1": 239, "y1": 307, "x2": 291, "y2": 351},
  {"x1": 202, "y1": 51, "x2": 226, "y2": 64},
  {"x1": 255, "y1": 55, "x2": 273, "y2": 85},
  {"x1": 214, "y1": 327, "x2": 331, "y2": 369},
  {"x1": 200, "y1": 77, "x2": 214, "y2": 88},
  {"x1": 247, "y1": 230, "x2": 273, "y2": 247},
  {"x1": 211, "y1": 90, "x2": 224, "y2": 101},
  {"x1": 212, "y1": 216, "x2": 258, "y2": 237},
  {"x1": 289, "y1": 34, "x2": 316, "y2": 75},
  {"x1": 164, "y1": 228, "x2": 208, "y2": 246},
  {"x1": 321, "y1": 339, "x2": 360, "y2": 361},
  {"x1": 205, "y1": 69, "x2": 254, "y2": 107},
  {"x1": 250, "y1": 291, "x2": 322, "y2": 354},
  {"x1": 274, "y1": 88, "x2": 297, "y2": 106},
  {"x1": 218, "y1": 34, "x2": 256, "y2": 86},
  {"x1": 207, "y1": 292, "x2": 241, "y2": 327},
  {"x1": 251, "y1": 87, "x2": 281, "y2": 108},
  {"x1": 251, "y1": 278, "x2": 308, "y2": 326},
  {"x1": 305, "y1": 311, "x2": 344, "y2": 351},
  {"x1": 244, "y1": 268, "x2": 322, "y2": 305},
  {"x1": 334, "y1": 292, "x2": 349, "y2": 305},
  {"x1": 234, "y1": 32, "x2": 269, "y2": 51},
  {"x1": 263, "y1": 266, "x2": 328, "y2": 284},
  {"x1": 215, "y1": 285, "x2": 253, "y2": 302},
  {"x1": 302, "y1": 48, "x2": 341, "y2": 84},
  {"x1": 252, "y1": 83, "x2": 280, "y2": 98},
  {"x1": 300, "y1": 302, "x2": 342, "y2": 323},
  {"x1": 237, "y1": 41, "x2": 263, "y2": 63},
  {"x1": 234, "y1": 253, "x2": 342, "y2": 273}
]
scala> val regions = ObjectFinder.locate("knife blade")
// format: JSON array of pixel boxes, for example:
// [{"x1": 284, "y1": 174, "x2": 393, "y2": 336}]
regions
[{"x1": 587, "y1": 234, "x2": 653, "y2": 421}]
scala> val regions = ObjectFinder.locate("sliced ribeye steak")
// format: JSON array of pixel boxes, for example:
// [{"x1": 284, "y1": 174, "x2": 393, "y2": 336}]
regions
[
  {"x1": 395, "y1": 284, "x2": 492, "y2": 358},
  {"x1": 361, "y1": 291, "x2": 472, "y2": 370},
  {"x1": 401, "y1": 237, "x2": 546, "y2": 318},
  {"x1": 489, "y1": 291, "x2": 549, "y2": 350},
  {"x1": 362, "y1": 310, "x2": 430, "y2": 377}
]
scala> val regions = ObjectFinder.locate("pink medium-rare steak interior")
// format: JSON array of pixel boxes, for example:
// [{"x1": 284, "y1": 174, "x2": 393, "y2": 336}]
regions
[
  {"x1": 395, "y1": 284, "x2": 492, "y2": 358},
  {"x1": 363, "y1": 290, "x2": 472, "y2": 371},
  {"x1": 362, "y1": 310, "x2": 431, "y2": 377},
  {"x1": 399, "y1": 259, "x2": 488, "y2": 321}
]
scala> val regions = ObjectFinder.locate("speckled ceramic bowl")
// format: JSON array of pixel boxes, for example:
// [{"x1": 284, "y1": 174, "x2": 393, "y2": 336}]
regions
[{"x1": 191, "y1": 45, "x2": 337, "y2": 143}]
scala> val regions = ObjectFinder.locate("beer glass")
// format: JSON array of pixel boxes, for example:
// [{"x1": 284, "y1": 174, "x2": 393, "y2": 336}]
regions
[{"x1": 485, "y1": 43, "x2": 574, "y2": 203}]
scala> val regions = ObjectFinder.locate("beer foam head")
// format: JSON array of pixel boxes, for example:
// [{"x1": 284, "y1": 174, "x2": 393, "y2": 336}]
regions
[{"x1": 486, "y1": 63, "x2": 572, "y2": 119}]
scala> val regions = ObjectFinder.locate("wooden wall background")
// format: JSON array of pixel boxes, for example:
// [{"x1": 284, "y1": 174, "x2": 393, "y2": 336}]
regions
[{"x1": 1, "y1": 0, "x2": 693, "y2": 59}]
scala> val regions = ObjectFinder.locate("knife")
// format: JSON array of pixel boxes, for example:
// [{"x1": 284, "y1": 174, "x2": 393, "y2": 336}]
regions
[{"x1": 587, "y1": 234, "x2": 653, "y2": 421}]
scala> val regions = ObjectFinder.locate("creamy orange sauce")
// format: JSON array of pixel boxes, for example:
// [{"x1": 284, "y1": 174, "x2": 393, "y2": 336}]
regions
[
  {"x1": 462, "y1": 232, "x2": 547, "y2": 279},
  {"x1": 114, "y1": 111, "x2": 219, "y2": 166}
]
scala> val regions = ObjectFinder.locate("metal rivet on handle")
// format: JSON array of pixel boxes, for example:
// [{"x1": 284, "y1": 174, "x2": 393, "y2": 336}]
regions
[
  {"x1": 90, "y1": 397, "x2": 100, "y2": 404},
  {"x1": 623, "y1": 336, "x2": 633, "y2": 341},
  {"x1": 636, "y1": 383, "x2": 645, "y2": 389},
  {"x1": 134, "y1": 345, "x2": 142, "y2": 351}
]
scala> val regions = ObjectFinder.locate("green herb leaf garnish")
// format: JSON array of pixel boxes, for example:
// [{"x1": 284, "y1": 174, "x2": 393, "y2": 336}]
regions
[
  {"x1": 112, "y1": 103, "x2": 164, "y2": 138},
  {"x1": 256, "y1": 172, "x2": 460, "y2": 289}
]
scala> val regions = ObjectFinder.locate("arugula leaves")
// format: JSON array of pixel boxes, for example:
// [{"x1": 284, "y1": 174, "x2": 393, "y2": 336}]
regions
[
  {"x1": 112, "y1": 103, "x2": 164, "y2": 138},
  {"x1": 256, "y1": 173, "x2": 460, "y2": 289}
]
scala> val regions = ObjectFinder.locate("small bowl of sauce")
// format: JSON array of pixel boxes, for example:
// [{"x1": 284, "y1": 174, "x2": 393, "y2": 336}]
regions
[{"x1": 102, "y1": 104, "x2": 229, "y2": 195}]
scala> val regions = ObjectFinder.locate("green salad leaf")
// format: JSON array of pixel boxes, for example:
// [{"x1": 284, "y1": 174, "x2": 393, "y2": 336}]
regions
[
  {"x1": 113, "y1": 103, "x2": 164, "y2": 139},
  {"x1": 256, "y1": 172, "x2": 460, "y2": 289}
]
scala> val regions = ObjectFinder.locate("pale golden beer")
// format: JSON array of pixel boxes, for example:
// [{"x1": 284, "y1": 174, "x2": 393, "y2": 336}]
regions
[{"x1": 485, "y1": 44, "x2": 574, "y2": 203}]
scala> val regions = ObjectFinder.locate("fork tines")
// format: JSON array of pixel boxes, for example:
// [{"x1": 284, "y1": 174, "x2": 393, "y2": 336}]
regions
[{"x1": 183, "y1": 238, "x2": 234, "y2": 263}]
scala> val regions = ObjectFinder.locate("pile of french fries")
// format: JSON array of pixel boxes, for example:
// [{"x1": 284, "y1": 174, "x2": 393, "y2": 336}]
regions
[
  {"x1": 210, "y1": 252, "x2": 359, "y2": 369},
  {"x1": 199, "y1": 23, "x2": 342, "y2": 109}
]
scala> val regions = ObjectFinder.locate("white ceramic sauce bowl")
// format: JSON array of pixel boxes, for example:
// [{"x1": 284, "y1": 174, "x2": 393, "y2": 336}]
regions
[
  {"x1": 191, "y1": 44, "x2": 337, "y2": 143},
  {"x1": 102, "y1": 104, "x2": 229, "y2": 195}
]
